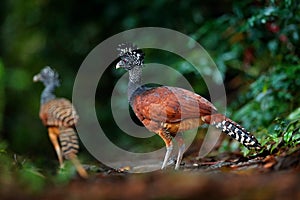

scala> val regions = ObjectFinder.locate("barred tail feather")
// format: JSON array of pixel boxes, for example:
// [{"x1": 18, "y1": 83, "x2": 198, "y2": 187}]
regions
[
  {"x1": 59, "y1": 127, "x2": 79, "y2": 159},
  {"x1": 59, "y1": 127, "x2": 88, "y2": 178},
  {"x1": 209, "y1": 114, "x2": 262, "y2": 150}
]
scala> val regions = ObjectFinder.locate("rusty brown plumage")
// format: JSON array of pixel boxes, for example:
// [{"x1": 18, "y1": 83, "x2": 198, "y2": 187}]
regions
[{"x1": 116, "y1": 43, "x2": 262, "y2": 170}]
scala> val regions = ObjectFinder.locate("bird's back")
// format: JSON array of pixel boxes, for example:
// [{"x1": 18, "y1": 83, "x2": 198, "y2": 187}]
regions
[
  {"x1": 39, "y1": 98, "x2": 79, "y2": 128},
  {"x1": 131, "y1": 86, "x2": 218, "y2": 123}
]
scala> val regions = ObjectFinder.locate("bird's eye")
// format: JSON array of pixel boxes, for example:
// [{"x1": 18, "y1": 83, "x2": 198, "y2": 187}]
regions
[{"x1": 123, "y1": 58, "x2": 129, "y2": 63}]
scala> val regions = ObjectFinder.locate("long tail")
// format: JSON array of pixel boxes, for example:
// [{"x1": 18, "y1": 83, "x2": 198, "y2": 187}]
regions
[
  {"x1": 59, "y1": 127, "x2": 88, "y2": 178},
  {"x1": 203, "y1": 114, "x2": 262, "y2": 150}
]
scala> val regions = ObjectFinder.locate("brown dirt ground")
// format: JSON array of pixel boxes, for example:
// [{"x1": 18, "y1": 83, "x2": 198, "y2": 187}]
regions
[{"x1": 1, "y1": 147, "x2": 300, "y2": 200}]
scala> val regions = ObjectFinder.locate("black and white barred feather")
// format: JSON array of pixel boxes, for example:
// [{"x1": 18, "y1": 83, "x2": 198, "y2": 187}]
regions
[{"x1": 212, "y1": 118, "x2": 261, "y2": 150}]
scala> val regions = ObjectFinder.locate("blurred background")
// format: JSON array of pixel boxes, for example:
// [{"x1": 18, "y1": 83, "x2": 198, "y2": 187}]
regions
[{"x1": 0, "y1": 0, "x2": 299, "y2": 184}]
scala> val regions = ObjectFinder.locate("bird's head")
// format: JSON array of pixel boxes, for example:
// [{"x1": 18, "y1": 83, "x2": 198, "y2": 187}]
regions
[
  {"x1": 33, "y1": 66, "x2": 60, "y2": 87},
  {"x1": 116, "y1": 43, "x2": 145, "y2": 70}
]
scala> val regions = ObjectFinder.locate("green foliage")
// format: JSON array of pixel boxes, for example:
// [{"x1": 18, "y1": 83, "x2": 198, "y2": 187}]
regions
[
  {"x1": 262, "y1": 117, "x2": 300, "y2": 154},
  {"x1": 195, "y1": 0, "x2": 299, "y2": 78},
  {"x1": 206, "y1": 0, "x2": 300, "y2": 153},
  {"x1": 0, "y1": 142, "x2": 45, "y2": 193},
  {"x1": 234, "y1": 69, "x2": 300, "y2": 154},
  {"x1": 233, "y1": 65, "x2": 300, "y2": 131},
  {"x1": 18, "y1": 163, "x2": 46, "y2": 193},
  {"x1": 0, "y1": 143, "x2": 15, "y2": 191},
  {"x1": 246, "y1": 0, "x2": 299, "y2": 62},
  {"x1": 0, "y1": 60, "x2": 4, "y2": 133},
  {"x1": 54, "y1": 160, "x2": 79, "y2": 185},
  {"x1": 0, "y1": 141, "x2": 79, "y2": 194},
  {"x1": 233, "y1": 66, "x2": 300, "y2": 154},
  {"x1": 283, "y1": 123, "x2": 296, "y2": 145}
]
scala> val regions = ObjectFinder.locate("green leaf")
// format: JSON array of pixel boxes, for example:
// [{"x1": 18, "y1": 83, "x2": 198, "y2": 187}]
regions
[
  {"x1": 291, "y1": 131, "x2": 300, "y2": 142},
  {"x1": 287, "y1": 108, "x2": 300, "y2": 121},
  {"x1": 283, "y1": 131, "x2": 293, "y2": 143},
  {"x1": 271, "y1": 137, "x2": 283, "y2": 153}
]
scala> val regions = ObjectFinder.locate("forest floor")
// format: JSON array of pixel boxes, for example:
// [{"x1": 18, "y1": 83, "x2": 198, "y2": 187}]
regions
[{"x1": 2, "y1": 145, "x2": 300, "y2": 200}]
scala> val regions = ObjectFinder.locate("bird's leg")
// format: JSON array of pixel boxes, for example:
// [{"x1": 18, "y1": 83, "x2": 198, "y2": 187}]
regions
[
  {"x1": 158, "y1": 130, "x2": 173, "y2": 169},
  {"x1": 162, "y1": 144, "x2": 173, "y2": 169},
  {"x1": 48, "y1": 127, "x2": 64, "y2": 168},
  {"x1": 175, "y1": 132, "x2": 185, "y2": 170}
]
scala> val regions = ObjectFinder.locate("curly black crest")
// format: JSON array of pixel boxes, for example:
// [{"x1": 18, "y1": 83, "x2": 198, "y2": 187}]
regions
[
  {"x1": 117, "y1": 43, "x2": 139, "y2": 56},
  {"x1": 116, "y1": 43, "x2": 145, "y2": 70}
]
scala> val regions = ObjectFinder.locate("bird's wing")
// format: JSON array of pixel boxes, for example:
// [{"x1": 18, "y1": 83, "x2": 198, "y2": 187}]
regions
[
  {"x1": 131, "y1": 86, "x2": 217, "y2": 123},
  {"x1": 40, "y1": 98, "x2": 79, "y2": 127}
]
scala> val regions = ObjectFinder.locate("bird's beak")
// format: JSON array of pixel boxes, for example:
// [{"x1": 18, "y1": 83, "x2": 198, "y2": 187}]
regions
[
  {"x1": 116, "y1": 60, "x2": 124, "y2": 69},
  {"x1": 33, "y1": 74, "x2": 41, "y2": 82},
  {"x1": 116, "y1": 62, "x2": 121, "y2": 69}
]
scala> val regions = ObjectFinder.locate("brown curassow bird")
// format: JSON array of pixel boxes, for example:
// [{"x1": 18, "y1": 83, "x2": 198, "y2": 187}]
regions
[
  {"x1": 116, "y1": 43, "x2": 262, "y2": 170},
  {"x1": 33, "y1": 66, "x2": 88, "y2": 178}
]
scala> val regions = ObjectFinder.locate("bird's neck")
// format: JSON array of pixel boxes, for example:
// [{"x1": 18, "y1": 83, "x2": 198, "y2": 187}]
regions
[
  {"x1": 41, "y1": 83, "x2": 57, "y2": 104},
  {"x1": 128, "y1": 66, "x2": 142, "y2": 102}
]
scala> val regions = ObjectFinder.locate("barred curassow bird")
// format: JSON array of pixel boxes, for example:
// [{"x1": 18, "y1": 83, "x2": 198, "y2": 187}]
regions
[
  {"x1": 33, "y1": 66, "x2": 88, "y2": 178},
  {"x1": 116, "y1": 43, "x2": 262, "y2": 170}
]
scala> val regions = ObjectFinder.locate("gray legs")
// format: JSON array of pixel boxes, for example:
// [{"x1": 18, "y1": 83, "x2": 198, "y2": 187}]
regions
[
  {"x1": 161, "y1": 133, "x2": 186, "y2": 170},
  {"x1": 161, "y1": 144, "x2": 173, "y2": 169},
  {"x1": 175, "y1": 133, "x2": 185, "y2": 170}
]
